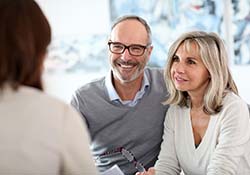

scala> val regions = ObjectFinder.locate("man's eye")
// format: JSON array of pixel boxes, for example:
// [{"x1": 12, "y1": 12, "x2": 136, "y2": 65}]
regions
[
  {"x1": 130, "y1": 46, "x2": 143, "y2": 52},
  {"x1": 112, "y1": 45, "x2": 123, "y2": 50}
]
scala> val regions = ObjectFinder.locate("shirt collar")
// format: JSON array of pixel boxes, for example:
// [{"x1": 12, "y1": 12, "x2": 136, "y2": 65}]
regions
[{"x1": 105, "y1": 70, "x2": 149, "y2": 102}]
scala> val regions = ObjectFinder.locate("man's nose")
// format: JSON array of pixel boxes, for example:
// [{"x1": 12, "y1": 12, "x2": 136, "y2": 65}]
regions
[{"x1": 120, "y1": 48, "x2": 132, "y2": 61}]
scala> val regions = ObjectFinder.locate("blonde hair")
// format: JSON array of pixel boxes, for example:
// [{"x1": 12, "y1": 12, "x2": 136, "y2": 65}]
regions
[{"x1": 163, "y1": 31, "x2": 238, "y2": 114}]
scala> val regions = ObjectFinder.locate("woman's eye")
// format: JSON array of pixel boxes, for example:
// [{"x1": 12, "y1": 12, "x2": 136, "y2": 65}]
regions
[
  {"x1": 187, "y1": 59, "x2": 196, "y2": 64},
  {"x1": 172, "y1": 55, "x2": 179, "y2": 62}
]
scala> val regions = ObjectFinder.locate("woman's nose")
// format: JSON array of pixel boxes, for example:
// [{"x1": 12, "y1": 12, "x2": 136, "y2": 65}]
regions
[{"x1": 173, "y1": 62, "x2": 185, "y2": 73}]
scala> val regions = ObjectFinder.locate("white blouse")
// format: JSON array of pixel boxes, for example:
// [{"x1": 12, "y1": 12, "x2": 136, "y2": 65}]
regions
[{"x1": 155, "y1": 92, "x2": 250, "y2": 175}]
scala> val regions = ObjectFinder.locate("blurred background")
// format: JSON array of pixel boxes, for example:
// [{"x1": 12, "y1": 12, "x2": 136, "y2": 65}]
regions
[{"x1": 36, "y1": 0, "x2": 250, "y2": 104}]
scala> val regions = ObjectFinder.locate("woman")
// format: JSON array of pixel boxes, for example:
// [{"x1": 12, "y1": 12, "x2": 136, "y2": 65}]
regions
[
  {"x1": 137, "y1": 31, "x2": 250, "y2": 175},
  {"x1": 0, "y1": 0, "x2": 98, "y2": 174}
]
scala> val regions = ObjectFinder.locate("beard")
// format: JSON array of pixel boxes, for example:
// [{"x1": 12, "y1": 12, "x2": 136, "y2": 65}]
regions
[{"x1": 111, "y1": 57, "x2": 148, "y2": 83}]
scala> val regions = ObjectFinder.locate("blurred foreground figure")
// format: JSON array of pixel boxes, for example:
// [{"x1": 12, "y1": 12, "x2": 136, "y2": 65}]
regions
[{"x1": 0, "y1": 0, "x2": 98, "y2": 174}]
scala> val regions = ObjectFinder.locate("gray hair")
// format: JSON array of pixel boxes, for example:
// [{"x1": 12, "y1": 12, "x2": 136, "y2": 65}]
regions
[
  {"x1": 111, "y1": 15, "x2": 152, "y2": 44},
  {"x1": 163, "y1": 31, "x2": 238, "y2": 114}
]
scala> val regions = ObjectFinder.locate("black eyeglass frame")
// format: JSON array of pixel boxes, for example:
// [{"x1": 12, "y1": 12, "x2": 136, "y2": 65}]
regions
[{"x1": 108, "y1": 41, "x2": 151, "y2": 56}]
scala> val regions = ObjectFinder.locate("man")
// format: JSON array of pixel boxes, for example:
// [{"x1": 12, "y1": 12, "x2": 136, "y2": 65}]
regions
[{"x1": 71, "y1": 15, "x2": 169, "y2": 175}]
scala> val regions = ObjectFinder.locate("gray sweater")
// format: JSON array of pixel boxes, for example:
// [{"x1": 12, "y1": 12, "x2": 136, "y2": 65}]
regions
[{"x1": 71, "y1": 68, "x2": 169, "y2": 175}]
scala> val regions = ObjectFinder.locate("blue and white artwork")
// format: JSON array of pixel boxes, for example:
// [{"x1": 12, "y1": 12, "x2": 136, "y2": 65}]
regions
[
  {"x1": 109, "y1": 0, "x2": 224, "y2": 67},
  {"x1": 44, "y1": 0, "x2": 250, "y2": 76},
  {"x1": 232, "y1": 0, "x2": 250, "y2": 64}
]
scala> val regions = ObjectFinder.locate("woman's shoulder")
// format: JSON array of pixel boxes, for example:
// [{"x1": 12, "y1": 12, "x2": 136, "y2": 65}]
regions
[
  {"x1": 20, "y1": 86, "x2": 68, "y2": 107},
  {"x1": 167, "y1": 105, "x2": 189, "y2": 121},
  {"x1": 9, "y1": 86, "x2": 77, "y2": 118},
  {"x1": 223, "y1": 91, "x2": 247, "y2": 108},
  {"x1": 168, "y1": 104, "x2": 188, "y2": 113},
  {"x1": 220, "y1": 91, "x2": 249, "y2": 119}
]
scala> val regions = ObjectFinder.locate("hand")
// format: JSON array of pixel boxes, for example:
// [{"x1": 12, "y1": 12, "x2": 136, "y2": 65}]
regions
[{"x1": 135, "y1": 167, "x2": 155, "y2": 175}]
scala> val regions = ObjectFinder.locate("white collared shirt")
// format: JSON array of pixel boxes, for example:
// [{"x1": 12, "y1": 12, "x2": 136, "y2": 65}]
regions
[{"x1": 105, "y1": 70, "x2": 149, "y2": 107}]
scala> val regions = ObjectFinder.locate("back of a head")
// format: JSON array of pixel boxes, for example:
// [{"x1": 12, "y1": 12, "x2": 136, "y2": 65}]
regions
[{"x1": 0, "y1": 0, "x2": 51, "y2": 90}]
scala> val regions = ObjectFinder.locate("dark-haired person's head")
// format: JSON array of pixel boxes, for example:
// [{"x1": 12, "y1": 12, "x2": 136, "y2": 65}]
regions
[{"x1": 0, "y1": 0, "x2": 51, "y2": 90}]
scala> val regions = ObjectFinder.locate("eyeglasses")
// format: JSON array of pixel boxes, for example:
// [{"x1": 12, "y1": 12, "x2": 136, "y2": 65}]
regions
[
  {"x1": 121, "y1": 147, "x2": 145, "y2": 172},
  {"x1": 99, "y1": 147, "x2": 145, "y2": 172},
  {"x1": 108, "y1": 41, "x2": 151, "y2": 56}
]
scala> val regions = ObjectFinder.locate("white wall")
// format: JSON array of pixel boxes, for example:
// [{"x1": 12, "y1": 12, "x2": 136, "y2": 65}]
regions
[
  {"x1": 231, "y1": 65, "x2": 250, "y2": 104},
  {"x1": 36, "y1": 0, "x2": 110, "y2": 37},
  {"x1": 36, "y1": 0, "x2": 110, "y2": 103}
]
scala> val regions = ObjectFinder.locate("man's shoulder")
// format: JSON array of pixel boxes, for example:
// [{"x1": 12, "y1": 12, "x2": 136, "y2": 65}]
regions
[
  {"x1": 70, "y1": 76, "x2": 108, "y2": 111},
  {"x1": 76, "y1": 76, "x2": 106, "y2": 94},
  {"x1": 145, "y1": 67, "x2": 164, "y2": 82},
  {"x1": 145, "y1": 67, "x2": 164, "y2": 74},
  {"x1": 145, "y1": 67, "x2": 164, "y2": 77}
]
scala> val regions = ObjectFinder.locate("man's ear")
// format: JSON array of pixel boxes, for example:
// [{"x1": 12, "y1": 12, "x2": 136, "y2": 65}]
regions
[{"x1": 147, "y1": 45, "x2": 153, "y2": 57}]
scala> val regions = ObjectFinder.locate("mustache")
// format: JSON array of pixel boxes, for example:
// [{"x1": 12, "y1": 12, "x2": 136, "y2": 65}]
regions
[{"x1": 115, "y1": 59, "x2": 138, "y2": 66}]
